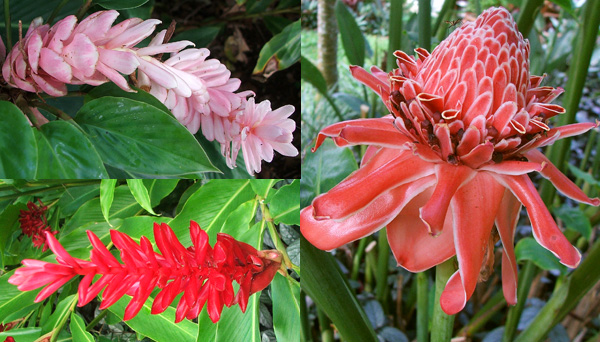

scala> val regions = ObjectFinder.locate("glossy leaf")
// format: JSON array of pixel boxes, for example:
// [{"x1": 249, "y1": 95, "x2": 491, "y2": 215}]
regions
[
  {"x1": 143, "y1": 179, "x2": 179, "y2": 207},
  {"x1": 94, "y1": 0, "x2": 149, "y2": 9},
  {"x1": 514, "y1": 237, "x2": 567, "y2": 275},
  {"x1": 253, "y1": 20, "x2": 300, "y2": 77},
  {"x1": 86, "y1": 83, "x2": 171, "y2": 115},
  {"x1": 300, "y1": 139, "x2": 358, "y2": 207},
  {"x1": 75, "y1": 97, "x2": 217, "y2": 177},
  {"x1": 34, "y1": 121, "x2": 107, "y2": 178},
  {"x1": 100, "y1": 179, "x2": 118, "y2": 224},
  {"x1": 271, "y1": 274, "x2": 300, "y2": 342},
  {"x1": 0, "y1": 328, "x2": 41, "y2": 342},
  {"x1": 269, "y1": 180, "x2": 300, "y2": 225},
  {"x1": 335, "y1": 0, "x2": 365, "y2": 66},
  {"x1": 0, "y1": 270, "x2": 42, "y2": 323},
  {"x1": 41, "y1": 294, "x2": 77, "y2": 334},
  {"x1": 0, "y1": 101, "x2": 37, "y2": 178},
  {"x1": 126, "y1": 179, "x2": 157, "y2": 215},
  {"x1": 250, "y1": 179, "x2": 279, "y2": 199},
  {"x1": 301, "y1": 55, "x2": 328, "y2": 96},
  {"x1": 552, "y1": 205, "x2": 592, "y2": 240},
  {"x1": 70, "y1": 313, "x2": 94, "y2": 342},
  {"x1": 57, "y1": 185, "x2": 100, "y2": 216}
]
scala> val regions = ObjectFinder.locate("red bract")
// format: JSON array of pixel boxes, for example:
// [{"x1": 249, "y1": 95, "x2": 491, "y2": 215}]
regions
[
  {"x1": 8, "y1": 221, "x2": 282, "y2": 323},
  {"x1": 300, "y1": 7, "x2": 599, "y2": 315},
  {"x1": 19, "y1": 200, "x2": 57, "y2": 252}
]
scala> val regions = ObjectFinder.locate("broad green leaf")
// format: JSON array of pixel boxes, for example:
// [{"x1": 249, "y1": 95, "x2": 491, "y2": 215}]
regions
[
  {"x1": 75, "y1": 97, "x2": 217, "y2": 177},
  {"x1": 335, "y1": 0, "x2": 365, "y2": 66},
  {"x1": 515, "y1": 237, "x2": 567, "y2": 275},
  {"x1": 34, "y1": 121, "x2": 107, "y2": 178},
  {"x1": 126, "y1": 179, "x2": 157, "y2": 215},
  {"x1": 301, "y1": 55, "x2": 328, "y2": 96},
  {"x1": 552, "y1": 205, "x2": 592, "y2": 240},
  {"x1": 69, "y1": 313, "x2": 94, "y2": 342},
  {"x1": 250, "y1": 179, "x2": 279, "y2": 199},
  {"x1": 100, "y1": 179, "x2": 117, "y2": 224},
  {"x1": 59, "y1": 220, "x2": 122, "y2": 253},
  {"x1": 94, "y1": 0, "x2": 149, "y2": 9},
  {"x1": 271, "y1": 274, "x2": 300, "y2": 342},
  {"x1": 0, "y1": 270, "x2": 42, "y2": 323},
  {"x1": 0, "y1": 101, "x2": 37, "y2": 178},
  {"x1": 269, "y1": 180, "x2": 299, "y2": 225},
  {"x1": 108, "y1": 295, "x2": 197, "y2": 342},
  {"x1": 302, "y1": 236, "x2": 378, "y2": 341},
  {"x1": 253, "y1": 20, "x2": 300, "y2": 77},
  {"x1": 57, "y1": 185, "x2": 100, "y2": 216},
  {"x1": 169, "y1": 180, "x2": 255, "y2": 244},
  {"x1": 0, "y1": 203, "x2": 27, "y2": 266},
  {"x1": 42, "y1": 294, "x2": 77, "y2": 334},
  {"x1": 0, "y1": 327, "x2": 41, "y2": 342},
  {"x1": 300, "y1": 139, "x2": 358, "y2": 207},
  {"x1": 567, "y1": 164, "x2": 600, "y2": 187},
  {"x1": 196, "y1": 137, "x2": 253, "y2": 179},
  {"x1": 116, "y1": 216, "x2": 172, "y2": 245},
  {"x1": 86, "y1": 83, "x2": 171, "y2": 115},
  {"x1": 221, "y1": 200, "x2": 258, "y2": 235},
  {"x1": 173, "y1": 25, "x2": 224, "y2": 49},
  {"x1": 143, "y1": 179, "x2": 179, "y2": 207}
]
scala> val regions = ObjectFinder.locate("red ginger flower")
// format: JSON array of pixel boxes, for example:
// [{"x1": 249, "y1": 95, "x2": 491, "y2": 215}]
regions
[
  {"x1": 19, "y1": 200, "x2": 57, "y2": 252},
  {"x1": 8, "y1": 221, "x2": 282, "y2": 323},
  {"x1": 300, "y1": 7, "x2": 600, "y2": 315}
]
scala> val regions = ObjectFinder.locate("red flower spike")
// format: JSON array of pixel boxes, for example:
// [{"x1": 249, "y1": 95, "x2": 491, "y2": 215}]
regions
[
  {"x1": 8, "y1": 221, "x2": 282, "y2": 323},
  {"x1": 301, "y1": 6, "x2": 600, "y2": 315},
  {"x1": 19, "y1": 200, "x2": 58, "y2": 252}
]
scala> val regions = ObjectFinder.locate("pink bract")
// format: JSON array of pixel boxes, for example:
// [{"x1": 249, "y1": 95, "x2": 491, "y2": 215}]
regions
[{"x1": 300, "y1": 7, "x2": 599, "y2": 315}]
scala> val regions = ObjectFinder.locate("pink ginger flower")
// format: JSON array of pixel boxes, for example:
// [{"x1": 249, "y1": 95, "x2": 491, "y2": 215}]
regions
[
  {"x1": 19, "y1": 200, "x2": 57, "y2": 252},
  {"x1": 8, "y1": 221, "x2": 282, "y2": 323},
  {"x1": 300, "y1": 7, "x2": 599, "y2": 315},
  {"x1": 2, "y1": 10, "x2": 190, "y2": 96}
]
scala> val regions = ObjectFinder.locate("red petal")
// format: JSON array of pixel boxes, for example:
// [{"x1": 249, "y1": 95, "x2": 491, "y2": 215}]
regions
[
  {"x1": 313, "y1": 117, "x2": 404, "y2": 152},
  {"x1": 495, "y1": 190, "x2": 521, "y2": 306}
]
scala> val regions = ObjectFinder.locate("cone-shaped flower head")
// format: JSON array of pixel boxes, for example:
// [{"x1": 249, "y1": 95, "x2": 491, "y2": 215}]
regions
[
  {"x1": 19, "y1": 200, "x2": 57, "y2": 252},
  {"x1": 8, "y1": 221, "x2": 282, "y2": 323},
  {"x1": 300, "y1": 6, "x2": 599, "y2": 315}
]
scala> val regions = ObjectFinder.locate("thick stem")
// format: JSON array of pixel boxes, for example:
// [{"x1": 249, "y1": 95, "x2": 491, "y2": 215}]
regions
[
  {"x1": 317, "y1": 308, "x2": 334, "y2": 342},
  {"x1": 416, "y1": 271, "x2": 429, "y2": 342},
  {"x1": 431, "y1": 258, "x2": 455, "y2": 342},
  {"x1": 4, "y1": 0, "x2": 11, "y2": 48},
  {"x1": 516, "y1": 0, "x2": 544, "y2": 37},
  {"x1": 351, "y1": 237, "x2": 368, "y2": 281},
  {"x1": 502, "y1": 261, "x2": 537, "y2": 342},
  {"x1": 317, "y1": 0, "x2": 338, "y2": 88},
  {"x1": 85, "y1": 310, "x2": 108, "y2": 331},
  {"x1": 375, "y1": 230, "x2": 390, "y2": 306},
  {"x1": 387, "y1": 0, "x2": 403, "y2": 72},
  {"x1": 418, "y1": 0, "x2": 431, "y2": 51}
]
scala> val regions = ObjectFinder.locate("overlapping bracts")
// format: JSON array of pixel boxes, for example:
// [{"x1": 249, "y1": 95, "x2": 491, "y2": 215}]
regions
[
  {"x1": 8, "y1": 221, "x2": 282, "y2": 323},
  {"x1": 301, "y1": 7, "x2": 599, "y2": 315},
  {"x1": 18, "y1": 200, "x2": 57, "y2": 252}
]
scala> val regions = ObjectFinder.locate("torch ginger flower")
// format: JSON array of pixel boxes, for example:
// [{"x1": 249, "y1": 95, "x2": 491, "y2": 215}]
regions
[
  {"x1": 8, "y1": 221, "x2": 282, "y2": 323},
  {"x1": 300, "y1": 7, "x2": 599, "y2": 315}
]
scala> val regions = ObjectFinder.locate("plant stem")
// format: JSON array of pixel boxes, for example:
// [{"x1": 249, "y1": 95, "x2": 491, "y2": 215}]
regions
[
  {"x1": 317, "y1": 307, "x2": 334, "y2": 342},
  {"x1": 516, "y1": 0, "x2": 544, "y2": 37},
  {"x1": 351, "y1": 237, "x2": 368, "y2": 281},
  {"x1": 261, "y1": 201, "x2": 297, "y2": 273},
  {"x1": 300, "y1": 291, "x2": 312, "y2": 342},
  {"x1": 387, "y1": 0, "x2": 403, "y2": 72},
  {"x1": 418, "y1": 0, "x2": 431, "y2": 51},
  {"x1": 502, "y1": 261, "x2": 537, "y2": 342},
  {"x1": 76, "y1": 0, "x2": 92, "y2": 21},
  {"x1": 433, "y1": 0, "x2": 455, "y2": 41},
  {"x1": 576, "y1": 129, "x2": 596, "y2": 187},
  {"x1": 47, "y1": 0, "x2": 71, "y2": 25},
  {"x1": 375, "y1": 230, "x2": 389, "y2": 306},
  {"x1": 4, "y1": 0, "x2": 11, "y2": 48},
  {"x1": 431, "y1": 258, "x2": 455, "y2": 342},
  {"x1": 50, "y1": 296, "x2": 78, "y2": 342},
  {"x1": 85, "y1": 310, "x2": 108, "y2": 331},
  {"x1": 416, "y1": 271, "x2": 429, "y2": 342},
  {"x1": 458, "y1": 290, "x2": 506, "y2": 336}
]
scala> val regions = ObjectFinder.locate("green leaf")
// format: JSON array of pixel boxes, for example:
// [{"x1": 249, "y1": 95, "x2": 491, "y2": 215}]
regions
[
  {"x1": 86, "y1": 83, "x2": 171, "y2": 115},
  {"x1": 69, "y1": 313, "x2": 94, "y2": 342},
  {"x1": 169, "y1": 180, "x2": 255, "y2": 244},
  {"x1": 126, "y1": 179, "x2": 157, "y2": 215},
  {"x1": 196, "y1": 136, "x2": 253, "y2": 179},
  {"x1": 116, "y1": 216, "x2": 172, "y2": 244},
  {"x1": 143, "y1": 179, "x2": 179, "y2": 207},
  {"x1": 34, "y1": 121, "x2": 108, "y2": 178},
  {"x1": 301, "y1": 55, "x2": 328, "y2": 96},
  {"x1": 57, "y1": 185, "x2": 100, "y2": 216},
  {"x1": 302, "y1": 236, "x2": 378, "y2": 341},
  {"x1": 94, "y1": 0, "x2": 149, "y2": 9},
  {"x1": 0, "y1": 203, "x2": 27, "y2": 266},
  {"x1": 552, "y1": 205, "x2": 592, "y2": 240},
  {"x1": 108, "y1": 295, "x2": 198, "y2": 342},
  {"x1": 335, "y1": 0, "x2": 365, "y2": 66},
  {"x1": 514, "y1": 237, "x2": 567, "y2": 275},
  {"x1": 75, "y1": 97, "x2": 218, "y2": 177},
  {"x1": 271, "y1": 274, "x2": 300, "y2": 342},
  {"x1": 100, "y1": 179, "x2": 117, "y2": 224},
  {"x1": 0, "y1": 327, "x2": 41, "y2": 342},
  {"x1": 253, "y1": 20, "x2": 300, "y2": 77},
  {"x1": 264, "y1": 16, "x2": 293, "y2": 35},
  {"x1": 173, "y1": 25, "x2": 224, "y2": 49},
  {"x1": 567, "y1": 164, "x2": 600, "y2": 187},
  {"x1": 59, "y1": 220, "x2": 122, "y2": 254},
  {"x1": 269, "y1": 180, "x2": 299, "y2": 225},
  {"x1": 42, "y1": 294, "x2": 76, "y2": 334},
  {"x1": 300, "y1": 139, "x2": 358, "y2": 207},
  {"x1": 250, "y1": 179, "x2": 279, "y2": 199},
  {"x1": 0, "y1": 270, "x2": 42, "y2": 323},
  {"x1": 0, "y1": 101, "x2": 37, "y2": 178},
  {"x1": 221, "y1": 200, "x2": 258, "y2": 235}
]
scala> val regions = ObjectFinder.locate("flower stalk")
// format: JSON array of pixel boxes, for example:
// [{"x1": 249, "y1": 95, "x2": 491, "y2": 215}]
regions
[
  {"x1": 416, "y1": 271, "x2": 429, "y2": 342},
  {"x1": 431, "y1": 258, "x2": 455, "y2": 342}
]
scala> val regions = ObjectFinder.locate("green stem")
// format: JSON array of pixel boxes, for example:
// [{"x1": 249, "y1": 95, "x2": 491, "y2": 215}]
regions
[
  {"x1": 324, "y1": 93, "x2": 344, "y2": 121},
  {"x1": 50, "y1": 297, "x2": 77, "y2": 342},
  {"x1": 540, "y1": 0, "x2": 600, "y2": 202},
  {"x1": 457, "y1": 290, "x2": 505, "y2": 336},
  {"x1": 85, "y1": 310, "x2": 108, "y2": 331},
  {"x1": 431, "y1": 258, "x2": 455, "y2": 342},
  {"x1": 416, "y1": 271, "x2": 429, "y2": 342},
  {"x1": 4, "y1": 0, "x2": 11, "y2": 48},
  {"x1": 47, "y1": 0, "x2": 71, "y2": 25},
  {"x1": 351, "y1": 237, "x2": 368, "y2": 281},
  {"x1": 516, "y1": 0, "x2": 544, "y2": 37},
  {"x1": 261, "y1": 201, "x2": 298, "y2": 274},
  {"x1": 433, "y1": 0, "x2": 455, "y2": 41},
  {"x1": 0, "y1": 181, "x2": 100, "y2": 201},
  {"x1": 418, "y1": 0, "x2": 431, "y2": 51},
  {"x1": 576, "y1": 129, "x2": 596, "y2": 187},
  {"x1": 387, "y1": 0, "x2": 403, "y2": 72},
  {"x1": 300, "y1": 291, "x2": 312, "y2": 342},
  {"x1": 375, "y1": 230, "x2": 389, "y2": 305},
  {"x1": 502, "y1": 261, "x2": 537, "y2": 342},
  {"x1": 317, "y1": 308, "x2": 334, "y2": 342},
  {"x1": 76, "y1": 0, "x2": 92, "y2": 21}
]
